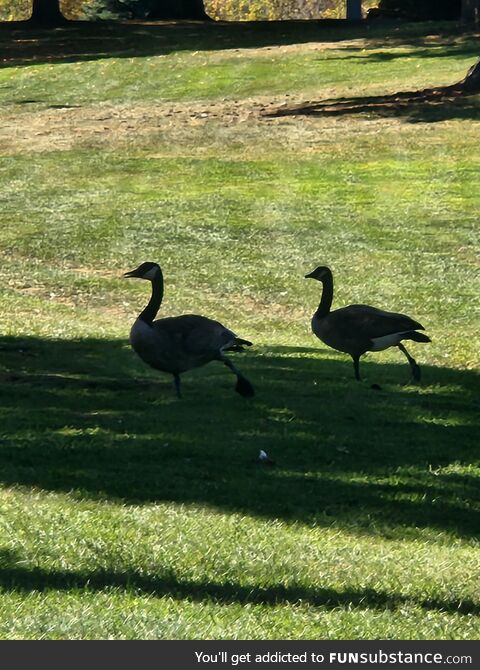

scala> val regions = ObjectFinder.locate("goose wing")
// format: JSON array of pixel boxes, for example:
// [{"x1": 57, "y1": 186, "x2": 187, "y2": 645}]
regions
[
  {"x1": 152, "y1": 314, "x2": 242, "y2": 357},
  {"x1": 332, "y1": 305, "x2": 425, "y2": 338}
]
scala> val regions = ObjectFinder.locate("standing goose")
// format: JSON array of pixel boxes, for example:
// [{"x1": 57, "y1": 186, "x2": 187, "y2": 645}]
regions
[
  {"x1": 305, "y1": 266, "x2": 431, "y2": 382},
  {"x1": 124, "y1": 262, "x2": 254, "y2": 399}
]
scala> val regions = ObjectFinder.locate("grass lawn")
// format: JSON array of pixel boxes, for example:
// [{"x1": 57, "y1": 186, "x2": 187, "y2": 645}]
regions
[{"x1": 0, "y1": 19, "x2": 479, "y2": 639}]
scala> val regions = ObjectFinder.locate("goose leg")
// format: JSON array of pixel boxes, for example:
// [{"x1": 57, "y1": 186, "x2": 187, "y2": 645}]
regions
[
  {"x1": 352, "y1": 355, "x2": 361, "y2": 381},
  {"x1": 219, "y1": 355, "x2": 254, "y2": 398},
  {"x1": 173, "y1": 373, "x2": 182, "y2": 399},
  {"x1": 398, "y1": 343, "x2": 421, "y2": 382}
]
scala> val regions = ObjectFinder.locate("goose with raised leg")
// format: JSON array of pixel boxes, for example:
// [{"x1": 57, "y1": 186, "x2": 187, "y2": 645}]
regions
[
  {"x1": 305, "y1": 266, "x2": 431, "y2": 383},
  {"x1": 124, "y1": 262, "x2": 254, "y2": 399}
]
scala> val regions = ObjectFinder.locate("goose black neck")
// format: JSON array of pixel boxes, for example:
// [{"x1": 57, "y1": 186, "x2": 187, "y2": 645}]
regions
[
  {"x1": 315, "y1": 269, "x2": 333, "y2": 318},
  {"x1": 139, "y1": 270, "x2": 164, "y2": 324}
]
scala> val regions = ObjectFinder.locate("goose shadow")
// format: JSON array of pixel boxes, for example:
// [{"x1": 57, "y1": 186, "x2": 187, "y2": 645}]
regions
[{"x1": 0, "y1": 335, "x2": 478, "y2": 538}]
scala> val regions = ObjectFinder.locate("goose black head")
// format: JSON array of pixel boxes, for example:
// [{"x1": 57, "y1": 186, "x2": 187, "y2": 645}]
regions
[
  {"x1": 305, "y1": 266, "x2": 330, "y2": 281},
  {"x1": 123, "y1": 262, "x2": 161, "y2": 281}
]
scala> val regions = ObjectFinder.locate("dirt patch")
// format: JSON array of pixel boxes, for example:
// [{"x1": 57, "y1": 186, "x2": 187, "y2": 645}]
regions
[
  {"x1": 6, "y1": 63, "x2": 464, "y2": 157},
  {"x1": 211, "y1": 38, "x2": 369, "y2": 58},
  {"x1": 0, "y1": 93, "x2": 324, "y2": 155}
]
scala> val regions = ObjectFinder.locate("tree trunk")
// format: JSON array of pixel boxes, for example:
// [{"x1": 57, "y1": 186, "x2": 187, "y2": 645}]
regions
[
  {"x1": 459, "y1": 58, "x2": 480, "y2": 91},
  {"x1": 462, "y1": 0, "x2": 480, "y2": 23},
  {"x1": 149, "y1": 1, "x2": 210, "y2": 20},
  {"x1": 29, "y1": 0, "x2": 67, "y2": 25},
  {"x1": 346, "y1": 0, "x2": 363, "y2": 20}
]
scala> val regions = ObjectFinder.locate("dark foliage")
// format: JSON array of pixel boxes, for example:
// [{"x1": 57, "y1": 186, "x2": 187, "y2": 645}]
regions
[
  {"x1": 85, "y1": 0, "x2": 209, "y2": 20},
  {"x1": 369, "y1": 0, "x2": 461, "y2": 21}
]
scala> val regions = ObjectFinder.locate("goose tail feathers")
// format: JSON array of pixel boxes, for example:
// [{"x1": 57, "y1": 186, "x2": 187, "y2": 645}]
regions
[
  {"x1": 225, "y1": 337, "x2": 253, "y2": 353},
  {"x1": 234, "y1": 337, "x2": 253, "y2": 347},
  {"x1": 407, "y1": 331, "x2": 431, "y2": 344}
]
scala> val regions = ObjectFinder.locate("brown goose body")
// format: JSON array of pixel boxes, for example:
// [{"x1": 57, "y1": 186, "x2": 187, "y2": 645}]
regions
[
  {"x1": 125, "y1": 262, "x2": 254, "y2": 398},
  {"x1": 312, "y1": 304, "x2": 426, "y2": 357},
  {"x1": 130, "y1": 314, "x2": 249, "y2": 375},
  {"x1": 306, "y1": 267, "x2": 431, "y2": 382}
]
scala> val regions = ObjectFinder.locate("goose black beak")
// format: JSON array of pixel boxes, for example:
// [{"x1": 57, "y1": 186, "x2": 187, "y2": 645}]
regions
[
  {"x1": 123, "y1": 270, "x2": 137, "y2": 278},
  {"x1": 304, "y1": 272, "x2": 314, "y2": 279}
]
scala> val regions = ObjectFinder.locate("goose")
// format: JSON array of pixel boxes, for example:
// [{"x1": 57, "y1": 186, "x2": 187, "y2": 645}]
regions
[
  {"x1": 305, "y1": 266, "x2": 431, "y2": 382},
  {"x1": 124, "y1": 262, "x2": 254, "y2": 399}
]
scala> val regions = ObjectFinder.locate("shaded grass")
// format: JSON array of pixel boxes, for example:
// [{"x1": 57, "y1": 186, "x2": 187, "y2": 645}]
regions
[
  {"x1": 0, "y1": 20, "x2": 479, "y2": 639},
  {"x1": 1, "y1": 548, "x2": 479, "y2": 616},
  {"x1": 0, "y1": 337, "x2": 478, "y2": 535},
  {"x1": 0, "y1": 338, "x2": 478, "y2": 638},
  {"x1": 2, "y1": 20, "x2": 477, "y2": 67}
]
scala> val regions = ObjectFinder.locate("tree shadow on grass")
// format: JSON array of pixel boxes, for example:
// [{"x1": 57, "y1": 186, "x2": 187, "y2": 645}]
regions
[
  {"x1": 324, "y1": 41, "x2": 480, "y2": 64},
  {"x1": 0, "y1": 548, "x2": 478, "y2": 615},
  {"x1": 265, "y1": 85, "x2": 480, "y2": 124},
  {"x1": 0, "y1": 336, "x2": 478, "y2": 539},
  {"x1": 0, "y1": 19, "x2": 476, "y2": 69}
]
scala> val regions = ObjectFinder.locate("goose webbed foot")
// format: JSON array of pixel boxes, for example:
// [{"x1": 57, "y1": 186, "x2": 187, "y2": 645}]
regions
[
  {"x1": 353, "y1": 355, "x2": 382, "y2": 388},
  {"x1": 173, "y1": 374, "x2": 182, "y2": 399},
  {"x1": 220, "y1": 355, "x2": 254, "y2": 398},
  {"x1": 235, "y1": 374, "x2": 255, "y2": 398}
]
